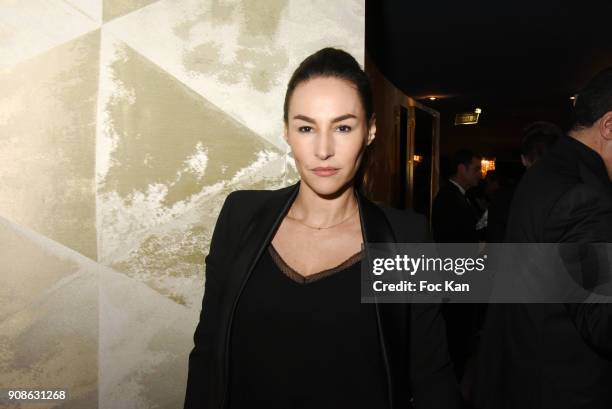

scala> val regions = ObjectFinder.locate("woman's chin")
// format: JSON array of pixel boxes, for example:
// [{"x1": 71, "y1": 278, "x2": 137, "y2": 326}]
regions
[{"x1": 301, "y1": 176, "x2": 353, "y2": 197}]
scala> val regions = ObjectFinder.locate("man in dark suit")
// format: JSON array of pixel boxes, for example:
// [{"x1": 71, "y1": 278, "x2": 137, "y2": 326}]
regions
[
  {"x1": 475, "y1": 68, "x2": 612, "y2": 409},
  {"x1": 432, "y1": 149, "x2": 483, "y2": 392},
  {"x1": 486, "y1": 121, "x2": 563, "y2": 243},
  {"x1": 432, "y1": 149, "x2": 482, "y2": 244}
]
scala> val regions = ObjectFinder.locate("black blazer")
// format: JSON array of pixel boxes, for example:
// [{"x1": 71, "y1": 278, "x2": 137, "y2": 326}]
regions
[
  {"x1": 432, "y1": 182, "x2": 480, "y2": 244},
  {"x1": 475, "y1": 135, "x2": 612, "y2": 409},
  {"x1": 184, "y1": 180, "x2": 460, "y2": 409}
]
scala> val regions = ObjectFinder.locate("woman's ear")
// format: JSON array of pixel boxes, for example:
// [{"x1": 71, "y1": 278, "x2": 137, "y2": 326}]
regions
[{"x1": 367, "y1": 114, "x2": 377, "y2": 146}]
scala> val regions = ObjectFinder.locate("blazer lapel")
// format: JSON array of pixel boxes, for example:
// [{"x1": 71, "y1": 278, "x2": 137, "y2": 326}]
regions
[
  {"x1": 228, "y1": 180, "x2": 398, "y2": 294},
  {"x1": 355, "y1": 187, "x2": 399, "y2": 408},
  {"x1": 227, "y1": 181, "x2": 301, "y2": 295},
  {"x1": 356, "y1": 187, "x2": 397, "y2": 244}
]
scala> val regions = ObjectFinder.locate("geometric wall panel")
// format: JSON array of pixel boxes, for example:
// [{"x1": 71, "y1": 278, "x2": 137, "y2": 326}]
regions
[
  {"x1": 65, "y1": 0, "x2": 103, "y2": 24},
  {"x1": 1, "y1": 0, "x2": 364, "y2": 407},
  {"x1": 104, "y1": 0, "x2": 365, "y2": 148},
  {"x1": 0, "y1": 218, "x2": 98, "y2": 409},
  {"x1": 103, "y1": 0, "x2": 160, "y2": 23},
  {"x1": 0, "y1": 216, "x2": 198, "y2": 409},
  {"x1": 0, "y1": 0, "x2": 100, "y2": 69},
  {"x1": 0, "y1": 29, "x2": 100, "y2": 260},
  {"x1": 97, "y1": 31, "x2": 292, "y2": 307}
]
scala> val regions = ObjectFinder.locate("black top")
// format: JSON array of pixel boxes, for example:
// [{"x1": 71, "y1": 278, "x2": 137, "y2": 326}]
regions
[
  {"x1": 184, "y1": 184, "x2": 461, "y2": 409},
  {"x1": 227, "y1": 243, "x2": 389, "y2": 409}
]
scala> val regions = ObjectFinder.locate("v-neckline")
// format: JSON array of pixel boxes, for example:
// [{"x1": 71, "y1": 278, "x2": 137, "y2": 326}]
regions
[{"x1": 268, "y1": 244, "x2": 364, "y2": 284}]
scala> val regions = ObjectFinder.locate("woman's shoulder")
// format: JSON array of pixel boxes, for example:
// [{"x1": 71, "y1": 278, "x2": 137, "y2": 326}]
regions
[
  {"x1": 375, "y1": 204, "x2": 429, "y2": 242},
  {"x1": 215, "y1": 187, "x2": 290, "y2": 235},
  {"x1": 223, "y1": 185, "x2": 296, "y2": 221},
  {"x1": 226, "y1": 184, "x2": 293, "y2": 205}
]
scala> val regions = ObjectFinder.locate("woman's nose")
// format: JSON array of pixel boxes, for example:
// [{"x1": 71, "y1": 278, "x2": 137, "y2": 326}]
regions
[{"x1": 314, "y1": 130, "x2": 334, "y2": 160}]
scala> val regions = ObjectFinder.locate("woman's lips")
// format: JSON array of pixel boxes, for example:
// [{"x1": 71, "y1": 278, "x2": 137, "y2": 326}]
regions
[{"x1": 312, "y1": 167, "x2": 339, "y2": 177}]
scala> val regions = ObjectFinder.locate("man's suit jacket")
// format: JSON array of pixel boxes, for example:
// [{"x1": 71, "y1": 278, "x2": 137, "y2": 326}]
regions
[
  {"x1": 183, "y1": 180, "x2": 460, "y2": 409},
  {"x1": 432, "y1": 182, "x2": 480, "y2": 244},
  {"x1": 475, "y1": 135, "x2": 612, "y2": 409},
  {"x1": 485, "y1": 184, "x2": 516, "y2": 243},
  {"x1": 431, "y1": 181, "x2": 482, "y2": 381}
]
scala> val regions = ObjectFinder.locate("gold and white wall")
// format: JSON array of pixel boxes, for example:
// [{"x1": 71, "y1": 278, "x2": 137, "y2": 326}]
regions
[{"x1": 0, "y1": 1, "x2": 364, "y2": 408}]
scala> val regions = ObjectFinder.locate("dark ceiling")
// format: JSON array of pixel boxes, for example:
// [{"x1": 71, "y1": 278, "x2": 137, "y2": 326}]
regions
[{"x1": 366, "y1": 0, "x2": 612, "y2": 154}]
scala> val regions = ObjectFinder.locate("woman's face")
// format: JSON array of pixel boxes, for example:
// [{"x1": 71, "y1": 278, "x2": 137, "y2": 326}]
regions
[{"x1": 284, "y1": 76, "x2": 376, "y2": 196}]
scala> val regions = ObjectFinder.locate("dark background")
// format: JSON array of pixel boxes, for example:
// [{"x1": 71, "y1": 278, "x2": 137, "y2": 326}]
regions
[{"x1": 365, "y1": 0, "x2": 612, "y2": 161}]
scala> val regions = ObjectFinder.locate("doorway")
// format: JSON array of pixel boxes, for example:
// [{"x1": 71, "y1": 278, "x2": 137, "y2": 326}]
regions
[{"x1": 397, "y1": 101, "x2": 440, "y2": 223}]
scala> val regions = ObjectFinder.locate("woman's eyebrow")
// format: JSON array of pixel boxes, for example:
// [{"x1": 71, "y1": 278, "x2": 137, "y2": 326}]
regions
[
  {"x1": 331, "y1": 113, "x2": 357, "y2": 122},
  {"x1": 292, "y1": 113, "x2": 357, "y2": 123}
]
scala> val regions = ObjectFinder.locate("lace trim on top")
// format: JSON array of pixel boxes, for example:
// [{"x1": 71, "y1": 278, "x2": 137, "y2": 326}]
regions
[{"x1": 268, "y1": 244, "x2": 364, "y2": 284}]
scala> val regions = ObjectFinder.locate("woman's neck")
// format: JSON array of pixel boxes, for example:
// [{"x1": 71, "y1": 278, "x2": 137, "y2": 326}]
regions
[{"x1": 288, "y1": 183, "x2": 359, "y2": 227}]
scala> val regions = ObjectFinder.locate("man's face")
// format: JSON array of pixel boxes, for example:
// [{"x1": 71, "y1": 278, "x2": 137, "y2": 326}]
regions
[{"x1": 459, "y1": 157, "x2": 482, "y2": 188}]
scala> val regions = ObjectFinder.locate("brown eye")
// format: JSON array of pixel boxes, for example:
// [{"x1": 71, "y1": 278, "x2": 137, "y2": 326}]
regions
[
  {"x1": 337, "y1": 125, "x2": 352, "y2": 133},
  {"x1": 298, "y1": 126, "x2": 313, "y2": 133}
]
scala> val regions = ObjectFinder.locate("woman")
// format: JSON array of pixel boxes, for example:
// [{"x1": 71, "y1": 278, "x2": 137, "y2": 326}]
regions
[{"x1": 184, "y1": 48, "x2": 460, "y2": 409}]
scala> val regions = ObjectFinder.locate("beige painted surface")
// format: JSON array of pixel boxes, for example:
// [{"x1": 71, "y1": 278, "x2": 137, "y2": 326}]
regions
[
  {"x1": 0, "y1": 1, "x2": 364, "y2": 407},
  {"x1": 0, "y1": 29, "x2": 100, "y2": 260},
  {"x1": 103, "y1": 0, "x2": 159, "y2": 22},
  {"x1": 0, "y1": 217, "x2": 98, "y2": 409}
]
